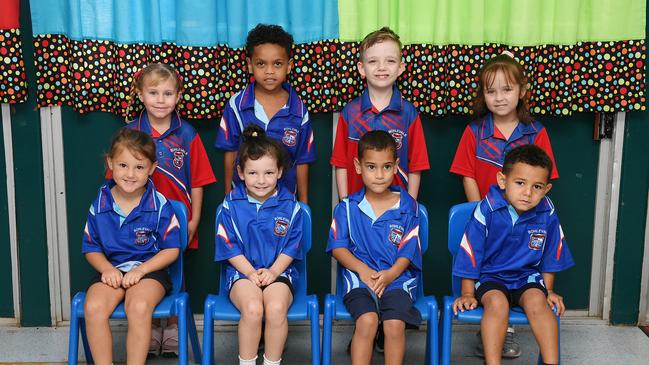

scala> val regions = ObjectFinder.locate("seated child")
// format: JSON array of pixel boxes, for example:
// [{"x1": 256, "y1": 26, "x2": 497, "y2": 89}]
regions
[
  {"x1": 215, "y1": 125, "x2": 305, "y2": 365},
  {"x1": 82, "y1": 128, "x2": 181, "y2": 365},
  {"x1": 452, "y1": 144, "x2": 575, "y2": 365},
  {"x1": 327, "y1": 130, "x2": 423, "y2": 365}
]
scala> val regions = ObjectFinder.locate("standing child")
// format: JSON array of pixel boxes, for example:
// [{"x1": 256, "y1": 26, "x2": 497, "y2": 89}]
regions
[
  {"x1": 120, "y1": 63, "x2": 216, "y2": 356},
  {"x1": 449, "y1": 52, "x2": 560, "y2": 356},
  {"x1": 82, "y1": 129, "x2": 181, "y2": 365},
  {"x1": 215, "y1": 125, "x2": 305, "y2": 365},
  {"x1": 453, "y1": 144, "x2": 574, "y2": 365},
  {"x1": 216, "y1": 24, "x2": 316, "y2": 203},
  {"x1": 327, "y1": 130, "x2": 422, "y2": 365},
  {"x1": 331, "y1": 27, "x2": 430, "y2": 200}
]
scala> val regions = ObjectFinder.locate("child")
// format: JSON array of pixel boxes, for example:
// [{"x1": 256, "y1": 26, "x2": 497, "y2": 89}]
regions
[
  {"x1": 215, "y1": 125, "x2": 305, "y2": 365},
  {"x1": 120, "y1": 63, "x2": 216, "y2": 355},
  {"x1": 449, "y1": 52, "x2": 560, "y2": 356},
  {"x1": 82, "y1": 128, "x2": 181, "y2": 365},
  {"x1": 327, "y1": 130, "x2": 422, "y2": 365},
  {"x1": 331, "y1": 27, "x2": 429, "y2": 200},
  {"x1": 452, "y1": 144, "x2": 575, "y2": 365},
  {"x1": 216, "y1": 24, "x2": 316, "y2": 203}
]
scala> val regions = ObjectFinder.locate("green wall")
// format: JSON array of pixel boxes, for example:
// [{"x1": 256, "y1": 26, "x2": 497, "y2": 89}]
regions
[{"x1": 0, "y1": 109, "x2": 14, "y2": 317}]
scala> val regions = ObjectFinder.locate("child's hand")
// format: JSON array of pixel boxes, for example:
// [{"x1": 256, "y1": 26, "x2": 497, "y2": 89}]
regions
[
  {"x1": 187, "y1": 219, "x2": 199, "y2": 243},
  {"x1": 245, "y1": 270, "x2": 263, "y2": 287},
  {"x1": 453, "y1": 294, "x2": 478, "y2": 315},
  {"x1": 546, "y1": 290, "x2": 565, "y2": 316},
  {"x1": 371, "y1": 270, "x2": 396, "y2": 297},
  {"x1": 101, "y1": 268, "x2": 123, "y2": 289},
  {"x1": 358, "y1": 267, "x2": 378, "y2": 290},
  {"x1": 121, "y1": 268, "x2": 145, "y2": 288},
  {"x1": 257, "y1": 268, "x2": 279, "y2": 287}
]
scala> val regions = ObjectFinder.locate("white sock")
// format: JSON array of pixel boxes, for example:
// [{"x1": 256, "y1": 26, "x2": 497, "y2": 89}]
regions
[
  {"x1": 239, "y1": 355, "x2": 257, "y2": 365},
  {"x1": 263, "y1": 353, "x2": 281, "y2": 365}
]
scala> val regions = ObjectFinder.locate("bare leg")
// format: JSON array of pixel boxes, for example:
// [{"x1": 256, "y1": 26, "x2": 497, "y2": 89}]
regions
[
  {"x1": 480, "y1": 290, "x2": 510, "y2": 365},
  {"x1": 383, "y1": 319, "x2": 406, "y2": 365},
  {"x1": 84, "y1": 282, "x2": 125, "y2": 365},
  {"x1": 519, "y1": 289, "x2": 559, "y2": 364},
  {"x1": 230, "y1": 279, "x2": 264, "y2": 360},
  {"x1": 124, "y1": 278, "x2": 166, "y2": 365},
  {"x1": 351, "y1": 312, "x2": 379, "y2": 365},
  {"x1": 262, "y1": 282, "x2": 293, "y2": 361}
]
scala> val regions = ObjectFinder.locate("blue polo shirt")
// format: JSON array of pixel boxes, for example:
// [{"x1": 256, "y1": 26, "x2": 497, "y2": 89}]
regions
[
  {"x1": 82, "y1": 179, "x2": 181, "y2": 270},
  {"x1": 326, "y1": 186, "x2": 422, "y2": 298},
  {"x1": 215, "y1": 82, "x2": 316, "y2": 193},
  {"x1": 215, "y1": 184, "x2": 304, "y2": 290},
  {"x1": 453, "y1": 185, "x2": 575, "y2": 290}
]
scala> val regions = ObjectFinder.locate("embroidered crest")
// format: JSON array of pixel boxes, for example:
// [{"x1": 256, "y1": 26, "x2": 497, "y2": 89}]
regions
[
  {"x1": 133, "y1": 227, "x2": 152, "y2": 245},
  {"x1": 388, "y1": 224, "x2": 404, "y2": 246},
  {"x1": 389, "y1": 129, "x2": 405, "y2": 149},
  {"x1": 282, "y1": 128, "x2": 298, "y2": 147},
  {"x1": 170, "y1": 147, "x2": 186, "y2": 169},
  {"x1": 528, "y1": 233, "x2": 546, "y2": 250},
  {"x1": 274, "y1": 217, "x2": 290, "y2": 236}
]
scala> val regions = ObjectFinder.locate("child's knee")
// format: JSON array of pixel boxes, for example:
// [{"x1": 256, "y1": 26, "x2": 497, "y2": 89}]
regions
[
  {"x1": 124, "y1": 297, "x2": 155, "y2": 318},
  {"x1": 84, "y1": 298, "x2": 113, "y2": 319},
  {"x1": 382, "y1": 319, "x2": 405, "y2": 338},
  {"x1": 264, "y1": 300, "x2": 289, "y2": 323},
  {"x1": 354, "y1": 313, "x2": 379, "y2": 337},
  {"x1": 481, "y1": 291, "x2": 510, "y2": 317},
  {"x1": 241, "y1": 300, "x2": 264, "y2": 321}
]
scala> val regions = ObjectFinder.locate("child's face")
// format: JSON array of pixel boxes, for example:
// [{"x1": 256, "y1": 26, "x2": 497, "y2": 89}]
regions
[
  {"x1": 107, "y1": 147, "x2": 156, "y2": 197},
  {"x1": 497, "y1": 162, "x2": 552, "y2": 215},
  {"x1": 483, "y1": 69, "x2": 525, "y2": 121},
  {"x1": 247, "y1": 44, "x2": 292, "y2": 93},
  {"x1": 353, "y1": 148, "x2": 399, "y2": 195},
  {"x1": 357, "y1": 40, "x2": 405, "y2": 92},
  {"x1": 137, "y1": 77, "x2": 181, "y2": 124},
  {"x1": 237, "y1": 155, "x2": 283, "y2": 203}
]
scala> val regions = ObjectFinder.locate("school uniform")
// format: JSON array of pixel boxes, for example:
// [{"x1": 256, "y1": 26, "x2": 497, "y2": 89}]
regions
[
  {"x1": 450, "y1": 113, "x2": 559, "y2": 198},
  {"x1": 453, "y1": 185, "x2": 575, "y2": 304},
  {"x1": 326, "y1": 186, "x2": 422, "y2": 325},
  {"x1": 215, "y1": 82, "x2": 316, "y2": 194},
  {"x1": 330, "y1": 86, "x2": 430, "y2": 195},
  {"x1": 82, "y1": 179, "x2": 182, "y2": 291},
  {"x1": 214, "y1": 184, "x2": 304, "y2": 292}
]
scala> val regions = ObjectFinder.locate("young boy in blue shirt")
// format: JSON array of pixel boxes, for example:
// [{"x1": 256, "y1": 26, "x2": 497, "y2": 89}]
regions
[
  {"x1": 327, "y1": 130, "x2": 422, "y2": 365},
  {"x1": 452, "y1": 144, "x2": 575, "y2": 365}
]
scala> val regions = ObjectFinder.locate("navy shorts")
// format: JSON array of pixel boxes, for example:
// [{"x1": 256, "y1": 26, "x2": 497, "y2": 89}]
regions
[
  {"x1": 230, "y1": 275, "x2": 295, "y2": 296},
  {"x1": 343, "y1": 288, "x2": 422, "y2": 328},
  {"x1": 475, "y1": 281, "x2": 548, "y2": 307},
  {"x1": 89, "y1": 269, "x2": 173, "y2": 295}
]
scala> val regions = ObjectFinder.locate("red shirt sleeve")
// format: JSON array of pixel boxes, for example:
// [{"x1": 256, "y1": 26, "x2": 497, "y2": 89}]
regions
[
  {"x1": 330, "y1": 113, "x2": 349, "y2": 168},
  {"x1": 189, "y1": 135, "x2": 217, "y2": 187},
  {"x1": 533, "y1": 128, "x2": 560, "y2": 179},
  {"x1": 449, "y1": 126, "x2": 477, "y2": 178},
  {"x1": 407, "y1": 115, "x2": 430, "y2": 172}
]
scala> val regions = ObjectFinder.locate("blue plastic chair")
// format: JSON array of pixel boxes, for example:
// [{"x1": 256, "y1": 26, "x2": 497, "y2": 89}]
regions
[
  {"x1": 322, "y1": 204, "x2": 439, "y2": 365},
  {"x1": 68, "y1": 200, "x2": 201, "y2": 364},
  {"x1": 441, "y1": 202, "x2": 560, "y2": 365},
  {"x1": 201, "y1": 202, "x2": 320, "y2": 365}
]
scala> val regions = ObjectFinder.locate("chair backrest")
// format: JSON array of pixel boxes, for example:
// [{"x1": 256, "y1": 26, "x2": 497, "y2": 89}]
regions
[
  {"x1": 168, "y1": 200, "x2": 188, "y2": 295},
  {"x1": 334, "y1": 203, "x2": 429, "y2": 299},
  {"x1": 447, "y1": 201, "x2": 478, "y2": 297},
  {"x1": 216, "y1": 202, "x2": 312, "y2": 297}
]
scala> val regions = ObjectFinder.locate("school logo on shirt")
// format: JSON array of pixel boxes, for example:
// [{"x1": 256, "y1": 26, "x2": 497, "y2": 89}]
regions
[
  {"x1": 388, "y1": 224, "x2": 404, "y2": 246},
  {"x1": 282, "y1": 128, "x2": 298, "y2": 147},
  {"x1": 133, "y1": 227, "x2": 153, "y2": 245},
  {"x1": 274, "y1": 217, "x2": 290, "y2": 236},
  {"x1": 528, "y1": 229, "x2": 547, "y2": 250},
  {"x1": 388, "y1": 129, "x2": 405, "y2": 149},
  {"x1": 170, "y1": 147, "x2": 187, "y2": 169}
]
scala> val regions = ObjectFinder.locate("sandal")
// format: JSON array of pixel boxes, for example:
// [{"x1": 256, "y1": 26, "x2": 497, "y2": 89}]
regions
[
  {"x1": 149, "y1": 325, "x2": 162, "y2": 356},
  {"x1": 161, "y1": 324, "x2": 179, "y2": 358}
]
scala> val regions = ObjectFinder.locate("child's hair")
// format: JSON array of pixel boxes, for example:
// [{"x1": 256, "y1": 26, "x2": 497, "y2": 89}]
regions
[
  {"x1": 238, "y1": 125, "x2": 289, "y2": 171},
  {"x1": 357, "y1": 130, "x2": 398, "y2": 161},
  {"x1": 472, "y1": 53, "x2": 533, "y2": 124},
  {"x1": 245, "y1": 24, "x2": 294, "y2": 59},
  {"x1": 359, "y1": 26, "x2": 403, "y2": 61},
  {"x1": 502, "y1": 144, "x2": 553, "y2": 179},
  {"x1": 125, "y1": 63, "x2": 184, "y2": 119},
  {"x1": 106, "y1": 128, "x2": 157, "y2": 164}
]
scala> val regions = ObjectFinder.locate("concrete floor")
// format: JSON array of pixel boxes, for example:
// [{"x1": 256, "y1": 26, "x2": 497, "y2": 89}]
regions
[{"x1": 1, "y1": 318, "x2": 649, "y2": 364}]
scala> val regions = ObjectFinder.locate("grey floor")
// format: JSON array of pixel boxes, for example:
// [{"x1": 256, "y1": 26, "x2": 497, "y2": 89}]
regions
[{"x1": 1, "y1": 319, "x2": 649, "y2": 364}]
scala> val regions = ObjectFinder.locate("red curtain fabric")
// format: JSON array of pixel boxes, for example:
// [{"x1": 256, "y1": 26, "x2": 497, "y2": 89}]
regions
[{"x1": 0, "y1": 0, "x2": 27, "y2": 104}]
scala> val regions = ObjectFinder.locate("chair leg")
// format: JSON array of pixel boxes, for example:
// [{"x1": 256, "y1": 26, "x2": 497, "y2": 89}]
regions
[
  {"x1": 321, "y1": 297, "x2": 333, "y2": 365},
  {"x1": 68, "y1": 311, "x2": 79, "y2": 365},
  {"x1": 309, "y1": 298, "x2": 320, "y2": 365},
  {"x1": 187, "y1": 304, "x2": 202, "y2": 364},
  {"x1": 201, "y1": 297, "x2": 215, "y2": 365},
  {"x1": 441, "y1": 298, "x2": 454, "y2": 365},
  {"x1": 427, "y1": 300, "x2": 439, "y2": 365},
  {"x1": 177, "y1": 295, "x2": 189, "y2": 365}
]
